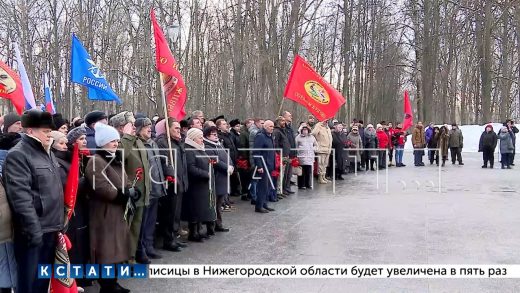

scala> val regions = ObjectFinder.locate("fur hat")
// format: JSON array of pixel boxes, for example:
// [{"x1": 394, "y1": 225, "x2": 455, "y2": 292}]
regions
[
  {"x1": 21, "y1": 109, "x2": 55, "y2": 129},
  {"x1": 135, "y1": 117, "x2": 152, "y2": 135},
  {"x1": 50, "y1": 131, "x2": 67, "y2": 149},
  {"x1": 186, "y1": 128, "x2": 203, "y2": 141},
  {"x1": 110, "y1": 111, "x2": 136, "y2": 128},
  {"x1": 229, "y1": 119, "x2": 241, "y2": 127},
  {"x1": 84, "y1": 111, "x2": 107, "y2": 126},
  {"x1": 94, "y1": 122, "x2": 120, "y2": 147},
  {"x1": 52, "y1": 113, "x2": 68, "y2": 131},
  {"x1": 2, "y1": 113, "x2": 21, "y2": 133},
  {"x1": 67, "y1": 126, "x2": 87, "y2": 144}
]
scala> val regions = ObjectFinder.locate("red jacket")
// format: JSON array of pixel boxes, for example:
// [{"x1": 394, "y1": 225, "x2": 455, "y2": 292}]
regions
[
  {"x1": 392, "y1": 129, "x2": 406, "y2": 146},
  {"x1": 377, "y1": 129, "x2": 389, "y2": 148}
]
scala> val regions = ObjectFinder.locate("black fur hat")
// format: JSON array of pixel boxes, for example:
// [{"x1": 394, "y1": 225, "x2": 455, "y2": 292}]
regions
[{"x1": 21, "y1": 109, "x2": 55, "y2": 129}]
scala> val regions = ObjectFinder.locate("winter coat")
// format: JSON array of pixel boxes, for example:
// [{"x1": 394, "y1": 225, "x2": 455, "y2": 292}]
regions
[
  {"x1": 412, "y1": 126, "x2": 426, "y2": 148},
  {"x1": 252, "y1": 129, "x2": 276, "y2": 171},
  {"x1": 204, "y1": 139, "x2": 231, "y2": 197},
  {"x1": 427, "y1": 132, "x2": 440, "y2": 149},
  {"x1": 376, "y1": 129, "x2": 389, "y2": 149},
  {"x1": 448, "y1": 128, "x2": 464, "y2": 148},
  {"x1": 248, "y1": 125, "x2": 261, "y2": 165},
  {"x1": 120, "y1": 134, "x2": 151, "y2": 207},
  {"x1": 0, "y1": 181, "x2": 12, "y2": 243},
  {"x1": 155, "y1": 134, "x2": 188, "y2": 195},
  {"x1": 285, "y1": 123, "x2": 297, "y2": 157},
  {"x1": 391, "y1": 129, "x2": 406, "y2": 147},
  {"x1": 182, "y1": 144, "x2": 216, "y2": 223},
  {"x1": 346, "y1": 132, "x2": 363, "y2": 162},
  {"x1": 230, "y1": 129, "x2": 241, "y2": 156},
  {"x1": 273, "y1": 126, "x2": 291, "y2": 158},
  {"x1": 54, "y1": 148, "x2": 91, "y2": 265},
  {"x1": 142, "y1": 138, "x2": 167, "y2": 199},
  {"x1": 331, "y1": 131, "x2": 347, "y2": 171},
  {"x1": 295, "y1": 134, "x2": 317, "y2": 166},
  {"x1": 425, "y1": 127, "x2": 434, "y2": 145},
  {"x1": 386, "y1": 128, "x2": 395, "y2": 149},
  {"x1": 364, "y1": 128, "x2": 379, "y2": 157},
  {"x1": 0, "y1": 132, "x2": 21, "y2": 174},
  {"x1": 85, "y1": 150, "x2": 131, "y2": 264},
  {"x1": 311, "y1": 122, "x2": 332, "y2": 154},
  {"x1": 218, "y1": 131, "x2": 238, "y2": 164},
  {"x1": 3, "y1": 135, "x2": 64, "y2": 245},
  {"x1": 499, "y1": 131, "x2": 515, "y2": 154},
  {"x1": 238, "y1": 126, "x2": 250, "y2": 160},
  {"x1": 439, "y1": 129, "x2": 450, "y2": 157},
  {"x1": 479, "y1": 131, "x2": 498, "y2": 152}
]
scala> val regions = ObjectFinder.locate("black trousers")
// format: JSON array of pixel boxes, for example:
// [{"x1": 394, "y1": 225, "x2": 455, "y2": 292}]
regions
[
  {"x1": 428, "y1": 150, "x2": 439, "y2": 164},
  {"x1": 216, "y1": 195, "x2": 225, "y2": 227},
  {"x1": 297, "y1": 165, "x2": 312, "y2": 188},
  {"x1": 239, "y1": 168, "x2": 252, "y2": 196},
  {"x1": 137, "y1": 197, "x2": 159, "y2": 256},
  {"x1": 450, "y1": 147, "x2": 463, "y2": 163},
  {"x1": 388, "y1": 148, "x2": 394, "y2": 162},
  {"x1": 501, "y1": 153, "x2": 512, "y2": 167},
  {"x1": 14, "y1": 232, "x2": 57, "y2": 293},
  {"x1": 283, "y1": 160, "x2": 293, "y2": 192},
  {"x1": 230, "y1": 171, "x2": 242, "y2": 196},
  {"x1": 482, "y1": 149, "x2": 494, "y2": 167},
  {"x1": 160, "y1": 191, "x2": 183, "y2": 245}
]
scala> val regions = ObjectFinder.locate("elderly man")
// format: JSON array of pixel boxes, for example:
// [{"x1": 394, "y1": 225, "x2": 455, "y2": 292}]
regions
[
  {"x1": 191, "y1": 110, "x2": 205, "y2": 124},
  {"x1": 4, "y1": 109, "x2": 64, "y2": 293},
  {"x1": 110, "y1": 111, "x2": 151, "y2": 263},
  {"x1": 252, "y1": 120, "x2": 276, "y2": 213}
]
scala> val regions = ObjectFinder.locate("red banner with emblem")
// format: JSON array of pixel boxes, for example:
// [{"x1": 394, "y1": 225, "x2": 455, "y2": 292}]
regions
[
  {"x1": 0, "y1": 60, "x2": 25, "y2": 115},
  {"x1": 402, "y1": 90, "x2": 413, "y2": 131},
  {"x1": 283, "y1": 55, "x2": 346, "y2": 121},
  {"x1": 151, "y1": 9, "x2": 187, "y2": 121}
]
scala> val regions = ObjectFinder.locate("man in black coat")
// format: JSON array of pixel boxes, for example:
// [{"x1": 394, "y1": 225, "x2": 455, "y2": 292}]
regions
[
  {"x1": 252, "y1": 120, "x2": 276, "y2": 213},
  {"x1": 217, "y1": 119, "x2": 241, "y2": 197},
  {"x1": 3, "y1": 109, "x2": 64, "y2": 293},
  {"x1": 156, "y1": 119, "x2": 189, "y2": 252},
  {"x1": 282, "y1": 111, "x2": 297, "y2": 193},
  {"x1": 273, "y1": 116, "x2": 292, "y2": 197}
]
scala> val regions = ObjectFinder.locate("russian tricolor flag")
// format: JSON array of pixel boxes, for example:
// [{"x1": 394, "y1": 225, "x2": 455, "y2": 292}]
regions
[
  {"x1": 13, "y1": 42, "x2": 37, "y2": 110},
  {"x1": 44, "y1": 74, "x2": 56, "y2": 114}
]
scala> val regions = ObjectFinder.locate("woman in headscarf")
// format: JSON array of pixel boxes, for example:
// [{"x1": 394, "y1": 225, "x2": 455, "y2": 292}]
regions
[
  {"x1": 182, "y1": 128, "x2": 217, "y2": 242},
  {"x1": 346, "y1": 125, "x2": 363, "y2": 172}
]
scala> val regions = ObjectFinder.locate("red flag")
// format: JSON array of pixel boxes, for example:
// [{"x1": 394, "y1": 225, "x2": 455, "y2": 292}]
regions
[
  {"x1": 402, "y1": 90, "x2": 413, "y2": 131},
  {"x1": 50, "y1": 233, "x2": 78, "y2": 293},
  {"x1": 0, "y1": 60, "x2": 25, "y2": 114},
  {"x1": 284, "y1": 55, "x2": 346, "y2": 121},
  {"x1": 64, "y1": 143, "x2": 79, "y2": 221},
  {"x1": 151, "y1": 9, "x2": 187, "y2": 121}
]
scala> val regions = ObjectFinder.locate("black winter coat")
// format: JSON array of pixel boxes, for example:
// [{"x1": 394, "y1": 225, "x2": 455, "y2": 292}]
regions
[
  {"x1": 285, "y1": 123, "x2": 297, "y2": 157},
  {"x1": 273, "y1": 127, "x2": 291, "y2": 158},
  {"x1": 156, "y1": 134, "x2": 188, "y2": 195},
  {"x1": 204, "y1": 139, "x2": 231, "y2": 197},
  {"x1": 218, "y1": 131, "x2": 238, "y2": 164},
  {"x1": 331, "y1": 131, "x2": 347, "y2": 171},
  {"x1": 182, "y1": 144, "x2": 216, "y2": 223},
  {"x1": 253, "y1": 130, "x2": 276, "y2": 171},
  {"x1": 3, "y1": 135, "x2": 64, "y2": 245},
  {"x1": 479, "y1": 131, "x2": 498, "y2": 151}
]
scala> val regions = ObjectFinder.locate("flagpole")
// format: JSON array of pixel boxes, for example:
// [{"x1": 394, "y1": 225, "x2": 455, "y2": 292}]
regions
[{"x1": 159, "y1": 73, "x2": 176, "y2": 171}]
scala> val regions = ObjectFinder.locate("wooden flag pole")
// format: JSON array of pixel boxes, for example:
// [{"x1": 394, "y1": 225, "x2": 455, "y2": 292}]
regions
[{"x1": 159, "y1": 73, "x2": 176, "y2": 170}]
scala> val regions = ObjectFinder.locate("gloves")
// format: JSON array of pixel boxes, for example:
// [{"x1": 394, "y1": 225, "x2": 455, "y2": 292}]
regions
[
  {"x1": 227, "y1": 165, "x2": 234, "y2": 176},
  {"x1": 115, "y1": 187, "x2": 141, "y2": 205},
  {"x1": 114, "y1": 189, "x2": 130, "y2": 205}
]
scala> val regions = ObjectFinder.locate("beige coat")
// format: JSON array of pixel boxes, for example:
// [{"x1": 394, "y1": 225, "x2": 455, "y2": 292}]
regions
[
  {"x1": 311, "y1": 122, "x2": 332, "y2": 154},
  {"x1": 0, "y1": 182, "x2": 12, "y2": 244}
]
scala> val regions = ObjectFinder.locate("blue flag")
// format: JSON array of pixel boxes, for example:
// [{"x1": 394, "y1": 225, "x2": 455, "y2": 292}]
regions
[{"x1": 70, "y1": 34, "x2": 122, "y2": 104}]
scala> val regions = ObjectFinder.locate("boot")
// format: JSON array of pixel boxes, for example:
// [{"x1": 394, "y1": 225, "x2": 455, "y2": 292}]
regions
[
  {"x1": 198, "y1": 223, "x2": 210, "y2": 239},
  {"x1": 318, "y1": 174, "x2": 328, "y2": 184},
  {"x1": 188, "y1": 223, "x2": 203, "y2": 242},
  {"x1": 206, "y1": 221, "x2": 216, "y2": 236},
  {"x1": 441, "y1": 161, "x2": 445, "y2": 167}
]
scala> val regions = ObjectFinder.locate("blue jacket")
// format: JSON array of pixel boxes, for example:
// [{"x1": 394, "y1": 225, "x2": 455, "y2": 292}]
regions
[
  {"x1": 85, "y1": 126, "x2": 97, "y2": 152},
  {"x1": 425, "y1": 127, "x2": 434, "y2": 144},
  {"x1": 253, "y1": 130, "x2": 276, "y2": 171}
]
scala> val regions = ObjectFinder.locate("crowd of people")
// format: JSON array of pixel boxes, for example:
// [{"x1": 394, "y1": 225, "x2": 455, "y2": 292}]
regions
[{"x1": 0, "y1": 108, "x2": 517, "y2": 293}]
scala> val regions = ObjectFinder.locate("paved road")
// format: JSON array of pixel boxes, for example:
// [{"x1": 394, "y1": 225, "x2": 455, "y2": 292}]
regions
[{"x1": 91, "y1": 152, "x2": 520, "y2": 292}]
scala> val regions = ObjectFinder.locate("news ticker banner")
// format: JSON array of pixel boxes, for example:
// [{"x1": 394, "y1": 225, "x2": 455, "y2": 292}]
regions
[{"x1": 39, "y1": 264, "x2": 520, "y2": 279}]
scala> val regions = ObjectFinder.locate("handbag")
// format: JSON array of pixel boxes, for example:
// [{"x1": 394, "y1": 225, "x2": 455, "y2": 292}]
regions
[{"x1": 293, "y1": 166, "x2": 302, "y2": 176}]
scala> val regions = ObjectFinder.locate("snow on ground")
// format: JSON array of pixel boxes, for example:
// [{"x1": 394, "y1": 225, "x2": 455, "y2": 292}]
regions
[{"x1": 404, "y1": 123, "x2": 519, "y2": 152}]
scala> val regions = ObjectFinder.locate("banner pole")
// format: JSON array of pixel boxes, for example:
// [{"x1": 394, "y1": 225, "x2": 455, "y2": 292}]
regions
[{"x1": 159, "y1": 73, "x2": 176, "y2": 169}]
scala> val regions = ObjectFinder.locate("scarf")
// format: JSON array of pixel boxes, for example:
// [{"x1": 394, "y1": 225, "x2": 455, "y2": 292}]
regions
[{"x1": 185, "y1": 137, "x2": 205, "y2": 151}]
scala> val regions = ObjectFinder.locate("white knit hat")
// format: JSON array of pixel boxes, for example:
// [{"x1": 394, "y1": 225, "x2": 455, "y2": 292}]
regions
[
  {"x1": 186, "y1": 128, "x2": 203, "y2": 141},
  {"x1": 94, "y1": 122, "x2": 120, "y2": 147},
  {"x1": 367, "y1": 124, "x2": 374, "y2": 128}
]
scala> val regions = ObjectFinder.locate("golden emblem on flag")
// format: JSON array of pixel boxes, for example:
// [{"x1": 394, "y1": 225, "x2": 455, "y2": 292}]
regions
[{"x1": 304, "y1": 80, "x2": 330, "y2": 104}]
